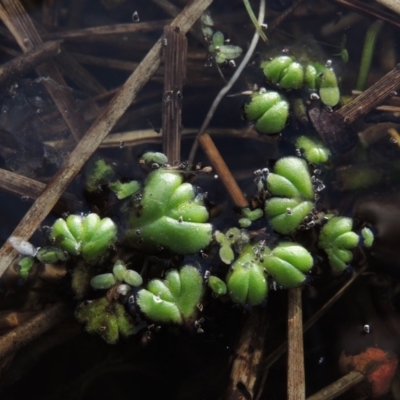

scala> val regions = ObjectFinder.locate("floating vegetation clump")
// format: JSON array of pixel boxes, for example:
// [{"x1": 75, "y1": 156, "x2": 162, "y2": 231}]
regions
[{"x1": 2, "y1": 0, "x2": 400, "y2": 399}]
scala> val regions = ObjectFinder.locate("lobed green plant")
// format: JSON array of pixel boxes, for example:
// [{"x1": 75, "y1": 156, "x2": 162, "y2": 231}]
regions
[
  {"x1": 9, "y1": 146, "x2": 375, "y2": 343},
  {"x1": 50, "y1": 213, "x2": 117, "y2": 262},
  {"x1": 318, "y1": 216, "x2": 360, "y2": 272},
  {"x1": 7, "y1": 7, "x2": 379, "y2": 349},
  {"x1": 76, "y1": 297, "x2": 136, "y2": 344},
  {"x1": 262, "y1": 156, "x2": 315, "y2": 235},
  {"x1": 135, "y1": 265, "x2": 203, "y2": 324},
  {"x1": 124, "y1": 168, "x2": 213, "y2": 254},
  {"x1": 261, "y1": 55, "x2": 340, "y2": 107},
  {"x1": 295, "y1": 136, "x2": 331, "y2": 165},
  {"x1": 243, "y1": 88, "x2": 290, "y2": 135}
]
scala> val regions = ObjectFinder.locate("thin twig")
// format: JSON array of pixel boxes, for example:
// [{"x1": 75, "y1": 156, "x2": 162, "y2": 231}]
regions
[
  {"x1": 0, "y1": 0, "x2": 85, "y2": 142},
  {"x1": 0, "y1": 40, "x2": 62, "y2": 89},
  {"x1": 268, "y1": 0, "x2": 305, "y2": 33},
  {"x1": 0, "y1": 303, "x2": 68, "y2": 360},
  {"x1": 187, "y1": 0, "x2": 266, "y2": 166},
  {"x1": 287, "y1": 287, "x2": 305, "y2": 400},
  {"x1": 306, "y1": 370, "x2": 365, "y2": 400},
  {"x1": 243, "y1": 0, "x2": 268, "y2": 42},
  {"x1": 151, "y1": 0, "x2": 205, "y2": 44},
  {"x1": 42, "y1": 20, "x2": 171, "y2": 40},
  {"x1": 162, "y1": 25, "x2": 187, "y2": 163},
  {"x1": 0, "y1": 168, "x2": 81, "y2": 213},
  {"x1": 329, "y1": 0, "x2": 400, "y2": 31},
  {"x1": 263, "y1": 264, "x2": 367, "y2": 370},
  {"x1": 189, "y1": 0, "x2": 265, "y2": 165},
  {"x1": 100, "y1": 127, "x2": 259, "y2": 148},
  {"x1": 338, "y1": 64, "x2": 400, "y2": 124},
  {"x1": 0, "y1": 0, "x2": 214, "y2": 279},
  {"x1": 224, "y1": 308, "x2": 269, "y2": 400},
  {"x1": 198, "y1": 133, "x2": 248, "y2": 208}
]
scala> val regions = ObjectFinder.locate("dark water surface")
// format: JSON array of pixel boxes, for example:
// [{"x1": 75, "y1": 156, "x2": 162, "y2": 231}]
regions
[{"x1": 1, "y1": 1, "x2": 400, "y2": 399}]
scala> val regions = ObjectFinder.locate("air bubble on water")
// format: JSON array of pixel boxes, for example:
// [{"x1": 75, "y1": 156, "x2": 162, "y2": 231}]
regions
[
  {"x1": 153, "y1": 295, "x2": 162, "y2": 303},
  {"x1": 132, "y1": 11, "x2": 140, "y2": 22}
]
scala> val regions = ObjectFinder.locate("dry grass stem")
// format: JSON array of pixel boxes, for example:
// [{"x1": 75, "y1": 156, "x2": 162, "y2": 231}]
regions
[
  {"x1": 0, "y1": 303, "x2": 68, "y2": 360},
  {"x1": 0, "y1": 0, "x2": 86, "y2": 142},
  {"x1": 338, "y1": 65, "x2": 400, "y2": 124},
  {"x1": 0, "y1": 0, "x2": 214, "y2": 278},
  {"x1": 162, "y1": 25, "x2": 187, "y2": 163},
  {"x1": 0, "y1": 168, "x2": 81, "y2": 213},
  {"x1": 268, "y1": 0, "x2": 305, "y2": 32},
  {"x1": 197, "y1": 133, "x2": 249, "y2": 209},
  {"x1": 306, "y1": 370, "x2": 365, "y2": 400},
  {"x1": 43, "y1": 20, "x2": 171, "y2": 40},
  {"x1": 0, "y1": 311, "x2": 38, "y2": 330},
  {"x1": 264, "y1": 265, "x2": 367, "y2": 370},
  {"x1": 329, "y1": 0, "x2": 400, "y2": 30},
  {"x1": 100, "y1": 127, "x2": 258, "y2": 148},
  {"x1": 0, "y1": 40, "x2": 62, "y2": 88},
  {"x1": 224, "y1": 308, "x2": 269, "y2": 400},
  {"x1": 188, "y1": 0, "x2": 265, "y2": 164},
  {"x1": 287, "y1": 287, "x2": 305, "y2": 400},
  {"x1": 55, "y1": 51, "x2": 107, "y2": 96}
]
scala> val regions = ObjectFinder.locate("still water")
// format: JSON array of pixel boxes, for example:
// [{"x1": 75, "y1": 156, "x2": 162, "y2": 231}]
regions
[{"x1": 0, "y1": 0, "x2": 400, "y2": 399}]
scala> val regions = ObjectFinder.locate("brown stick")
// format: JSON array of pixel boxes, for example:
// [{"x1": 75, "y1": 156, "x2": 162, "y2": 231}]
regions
[
  {"x1": 337, "y1": 64, "x2": 400, "y2": 124},
  {"x1": 263, "y1": 265, "x2": 367, "y2": 370},
  {"x1": 43, "y1": 20, "x2": 171, "y2": 40},
  {"x1": 162, "y1": 26, "x2": 187, "y2": 164},
  {"x1": 197, "y1": 133, "x2": 249, "y2": 209},
  {"x1": 0, "y1": 0, "x2": 85, "y2": 142},
  {"x1": 0, "y1": 40, "x2": 62, "y2": 89},
  {"x1": 224, "y1": 308, "x2": 269, "y2": 400},
  {"x1": 287, "y1": 287, "x2": 305, "y2": 400},
  {"x1": 306, "y1": 370, "x2": 365, "y2": 400},
  {"x1": 0, "y1": 303, "x2": 68, "y2": 360},
  {"x1": 329, "y1": 0, "x2": 400, "y2": 31},
  {"x1": 0, "y1": 0, "x2": 214, "y2": 278},
  {"x1": 0, "y1": 168, "x2": 81, "y2": 213},
  {"x1": 55, "y1": 51, "x2": 107, "y2": 96}
]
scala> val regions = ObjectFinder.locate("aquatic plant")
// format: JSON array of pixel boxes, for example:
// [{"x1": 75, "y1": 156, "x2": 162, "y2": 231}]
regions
[
  {"x1": 76, "y1": 297, "x2": 136, "y2": 344},
  {"x1": 226, "y1": 245, "x2": 268, "y2": 305},
  {"x1": 262, "y1": 242, "x2": 314, "y2": 288},
  {"x1": 50, "y1": 213, "x2": 118, "y2": 262},
  {"x1": 135, "y1": 265, "x2": 203, "y2": 324},
  {"x1": 260, "y1": 55, "x2": 340, "y2": 106},
  {"x1": 295, "y1": 136, "x2": 331, "y2": 164},
  {"x1": 318, "y1": 216, "x2": 359, "y2": 272},
  {"x1": 262, "y1": 156, "x2": 315, "y2": 234},
  {"x1": 243, "y1": 88, "x2": 289, "y2": 134},
  {"x1": 208, "y1": 31, "x2": 243, "y2": 64},
  {"x1": 124, "y1": 168, "x2": 213, "y2": 255}
]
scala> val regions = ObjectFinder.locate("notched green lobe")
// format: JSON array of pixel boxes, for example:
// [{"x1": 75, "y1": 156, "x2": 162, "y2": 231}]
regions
[
  {"x1": 136, "y1": 265, "x2": 203, "y2": 324},
  {"x1": 125, "y1": 169, "x2": 212, "y2": 254}
]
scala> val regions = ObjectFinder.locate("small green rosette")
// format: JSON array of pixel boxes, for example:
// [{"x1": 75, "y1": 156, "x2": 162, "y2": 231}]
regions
[
  {"x1": 125, "y1": 169, "x2": 212, "y2": 254},
  {"x1": 295, "y1": 136, "x2": 331, "y2": 164},
  {"x1": 208, "y1": 31, "x2": 242, "y2": 64},
  {"x1": 50, "y1": 213, "x2": 117, "y2": 262},
  {"x1": 264, "y1": 157, "x2": 314, "y2": 234},
  {"x1": 76, "y1": 297, "x2": 136, "y2": 344},
  {"x1": 261, "y1": 56, "x2": 304, "y2": 89},
  {"x1": 262, "y1": 242, "x2": 313, "y2": 288},
  {"x1": 318, "y1": 216, "x2": 359, "y2": 272},
  {"x1": 136, "y1": 265, "x2": 203, "y2": 324},
  {"x1": 226, "y1": 245, "x2": 268, "y2": 305},
  {"x1": 243, "y1": 89, "x2": 289, "y2": 134}
]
